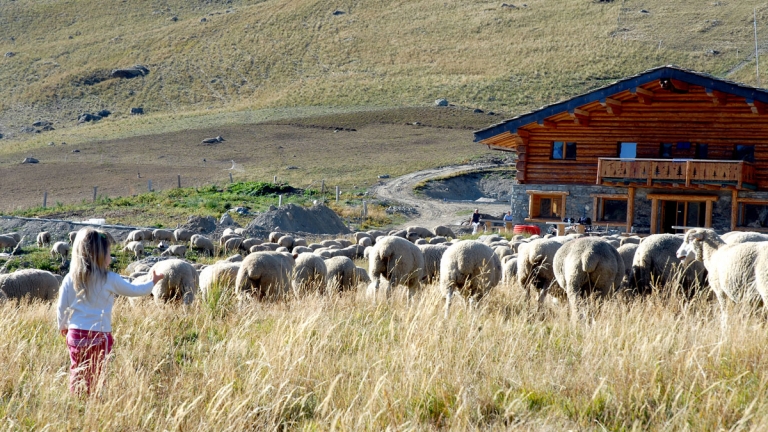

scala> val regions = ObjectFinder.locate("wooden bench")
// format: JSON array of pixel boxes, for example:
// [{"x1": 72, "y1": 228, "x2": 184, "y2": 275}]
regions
[{"x1": 481, "y1": 219, "x2": 514, "y2": 233}]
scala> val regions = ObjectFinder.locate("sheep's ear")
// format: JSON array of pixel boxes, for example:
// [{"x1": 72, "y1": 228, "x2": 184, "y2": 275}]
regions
[{"x1": 691, "y1": 231, "x2": 704, "y2": 241}]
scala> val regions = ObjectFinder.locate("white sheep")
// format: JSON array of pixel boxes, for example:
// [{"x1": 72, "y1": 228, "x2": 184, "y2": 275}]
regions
[
  {"x1": 630, "y1": 234, "x2": 705, "y2": 297},
  {"x1": 199, "y1": 262, "x2": 241, "y2": 300},
  {"x1": 161, "y1": 245, "x2": 188, "y2": 258},
  {"x1": 367, "y1": 236, "x2": 425, "y2": 300},
  {"x1": 407, "y1": 226, "x2": 434, "y2": 239},
  {"x1": 68, "y1": 231, "x2": 79, "y2": 243},
  {"x1": 553, "y1": 237, "x2": 625, "y2": 320},
  {"x1": 0, "y1": 234, "x2": 18, "y2": 252},
  {"x1": 123, "y1": 241, "x2": 144, "y2": 259},
  {"x1": 148, "y1": 259, "x2": 199, "y2": 305},
  {"x1": 125, "y1": 229, "x2": 145, "y2": 243},
  {"x1": 517, "y1": 237, "x2": 568, "y2": 303},
  {"x1": 325, "y1": 256, "x2": 357, "y2": 292},
  {"x1": 292, "y1": 253, "x2": 327, "y2": 295},
  {"x1": 721, "y1": 231, "x2": 768, "y2": 245},
  {"x1": 616, "y1": 243, "x2": 638, "y2": 278},
  {"x1": 501, "y1": 254, "x2": 519, "y2": 289},
  {"x1": 241, "y1": 238, "x2": 262, "y2": 250},
  {"x1": 174, "y1": 228, "x2": 194, "y2": 242},
  {"x1": 235, "y1": 251, "x2": 292, "y2": 300},
  {"x1": 0, "y1": 269, "x2": 59, "y2": 302},
  {"x1": 433, "y1": 225, "x2": 456, "y2": 239},
  {"x1": 50, "y1": 241, "x2": 70, "y2": 262},
  {"x1": 439, "y1": 240, "x2": 502, "y2": 317},
  {"x1": 353, "y1": 266, "x2": 370, "y2": 284},
  {"x1": 358, "y1": 237, "x2": 373, "y2": 248},
  {"x1": 277, "y1": 235, "x2": 295, "y2": 250},
  {"x1": 223, "y1": 237, "x2": 244, "y2": 255},
  {"x1": 354, "y1": 232, "x2": 372, "y2": 243},
  {"x1": 190, "y1": 234, "x2": 215, "y2": 256},
  {"x1": 677, "y1": 228, "x2": 768, "y2": 326},
  {"x1": 219, "y1": 233, "x2": 242, "y2": 247},
  {"x1": 417, "y1": 243, "x2": 449, "y2": 284},
  {"x1": 153, "y1": 229, "x2": 175, "y2": 242}
]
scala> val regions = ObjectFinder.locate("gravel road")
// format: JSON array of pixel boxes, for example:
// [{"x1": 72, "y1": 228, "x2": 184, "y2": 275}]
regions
[{"x1": 371, "y1": 163, "x2": 512, "y2": 229}]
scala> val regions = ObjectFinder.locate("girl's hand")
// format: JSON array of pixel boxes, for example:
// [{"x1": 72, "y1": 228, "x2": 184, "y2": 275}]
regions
[
  {"x1": 151, "y1": 270, "x2": 165, "y2": 285},
  {"x1": 60, "y1": 329, "x2": 67, "y2": 337}
]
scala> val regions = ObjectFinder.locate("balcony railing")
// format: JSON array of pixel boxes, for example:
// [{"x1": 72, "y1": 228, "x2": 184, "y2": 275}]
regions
[{"x1": 596, "y1": 158, "x2": 756, "y2": 190}]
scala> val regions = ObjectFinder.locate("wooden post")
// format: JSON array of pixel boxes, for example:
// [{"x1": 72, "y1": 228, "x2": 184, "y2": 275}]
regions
[
  {"x1": 177, "y1": 175, "x2": 181, "y2": 188},
  {"x1": 731, "y1": 189, "x2": 739, "y2": 231},
  {"x1": 596, "y1": 159, "x2": 602, "y2": 185},
  {"x1": 685, "y1": 161, "x2": 692, "y2": 187},
  {"x1": 148, "y1": 180, "x2": 152, "y2": 192},
  {"x1": 626, "y1": 187, "x2": 635, "y2": 233},
  {"x1": 43, "y1": 191, "x2": 47, "y2": 208},
  {"x1": 229, "y1": 172, "x2": 233, "y2": 183},
  {"x1": 705, "y1": 200, "x2": 713, "y2": 228},
  {"x1": 335, "y1": 186, "x2": 340, "y2": 202},
  {"x1": 273, "y1": 175, "x2": 277, "y2": 183},
  {"x1": 650, "y1": 198, "x2": 659, "y2": 234},
  {"x1": 278, "y1": 194, "x2": 283, "y2": 207},
  {"x1": 93, "y1": 186, "x2": 98, "y2": 202},
  {"x1": 363, "y1": 200, "x2": 367, "y2": 217}
]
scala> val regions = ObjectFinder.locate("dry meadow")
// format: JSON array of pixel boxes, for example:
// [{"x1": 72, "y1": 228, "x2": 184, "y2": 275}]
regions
[{"x1": 3, "y1": 284, "x2": 768, "y2": 430}]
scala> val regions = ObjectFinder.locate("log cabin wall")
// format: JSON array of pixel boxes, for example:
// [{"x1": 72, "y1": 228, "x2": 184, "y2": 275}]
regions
[{"x1": 516, "y1": 83, "x2": 768, "y2": 189}]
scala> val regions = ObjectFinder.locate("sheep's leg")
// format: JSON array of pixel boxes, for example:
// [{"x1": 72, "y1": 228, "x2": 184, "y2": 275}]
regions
[
  {"x1": 407, "y1": 285, "x2": 416, "y2": 305},
  {"x1": 537, "y1": 285, "x2": 549, "y2": 312},
  {"x1": 444, "y1": 289, "x2": 453, "y2": 319},
  {"x1": 367, "y1": 277, "x2": 380, "y2": 301},
  {"x1": 567, "y1": 290, "x2": 580, "y2": 324}
]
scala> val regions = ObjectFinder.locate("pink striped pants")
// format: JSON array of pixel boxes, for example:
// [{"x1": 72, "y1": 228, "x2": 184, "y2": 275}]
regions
[{"x1": 66, "y1": 329, "x2": 113, "y2": 396}]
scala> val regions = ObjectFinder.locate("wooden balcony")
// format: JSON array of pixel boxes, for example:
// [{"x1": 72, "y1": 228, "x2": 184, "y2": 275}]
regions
[{"x1": 596, "y1": 158, "x2": 756, "y2": 190}]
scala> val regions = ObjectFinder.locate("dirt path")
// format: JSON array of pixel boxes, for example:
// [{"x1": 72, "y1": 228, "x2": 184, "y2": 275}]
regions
[{"x1": 371, "y1": 163, "x2": 512, "y2": 229}]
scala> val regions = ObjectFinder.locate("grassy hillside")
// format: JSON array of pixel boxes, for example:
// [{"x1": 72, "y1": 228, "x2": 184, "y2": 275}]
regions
[{"x1": 0, "y1": 0, "x2": 765, "y2": 133}]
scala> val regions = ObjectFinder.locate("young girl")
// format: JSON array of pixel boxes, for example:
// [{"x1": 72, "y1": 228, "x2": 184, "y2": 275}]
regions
[{"x1": 56, "y1": 227, "x2": 163, "y2": 396}]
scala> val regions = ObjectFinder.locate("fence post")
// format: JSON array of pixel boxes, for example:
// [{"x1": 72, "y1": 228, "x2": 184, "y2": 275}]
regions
[
  {"x1": 321, "y1": 180, "x2": 325, "y2": 194},
  {"x1": 148, "y1": 180, "x2": 152, "y2": 192},
  {"x1": 279, "y1": 194, "x2": 283, "y2": 207},
  {"x1": 43, "y1": 191, "x2": 47, "y2": 208},
  {"x1": 93, "y1": 186, "x2": 98, "y2": 202},
  {"x1": 229, "y1": 172, "x2": 233, "y2": 183},
  {"x1": 273, "y1": 175, "x2": 277, "y2": 184},
  {"x1": 177, "y1": 175, "x2": 181, "y2": 188},
  {"x1": 363, "y1": 200, "x2": 367, "y2": 217},
  {"x1": 335, "y1": 186, "x2": 340, "y2": 203}
]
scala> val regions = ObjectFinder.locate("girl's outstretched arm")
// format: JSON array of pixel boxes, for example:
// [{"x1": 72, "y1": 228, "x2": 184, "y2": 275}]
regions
[{"x1": 107, "y1": 272, "x2": 157, "y2": 297}]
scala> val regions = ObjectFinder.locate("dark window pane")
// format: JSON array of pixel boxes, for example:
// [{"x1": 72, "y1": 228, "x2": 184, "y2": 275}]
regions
[
  {"x1": 734, "y1": 145, "x2": 755, "y2": 162},
  {"x1": 565, "y1": 142, "x2": 577, "y2": 159},
  {"x1": 552, "y1": 142, "x2": 564, "y2": 159},
  {"x1": 676, "y1": 141, "x2": 691, "y2": 150},
  {"x1": 602, "y1": 199, "x2": 627, "y2": 222},
  {"x1": 695, "y1": 143, "x2": 708, "y2": 159},
  {"x1": 744, "y1": 204, "x2": 768, "y2": 228},
  {"x1": 540, "y1": 198, "x2": 553, "y2": 218},
  {"x1": 619, "y1": 142, "x2": 637, "y2": 158},
  {"x1": 659, "y1": 143, "x2": 673, "y2": 158}
]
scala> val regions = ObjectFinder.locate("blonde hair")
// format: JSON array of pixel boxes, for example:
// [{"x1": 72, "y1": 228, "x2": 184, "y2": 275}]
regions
[{"x1": 71, "y1": 228, "x2": 111, "y2": 299}]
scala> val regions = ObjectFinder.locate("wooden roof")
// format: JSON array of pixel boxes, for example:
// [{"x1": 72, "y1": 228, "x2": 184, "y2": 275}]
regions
[{"x1": 473, "y1": 65, "x2": 768, "y2": 145}]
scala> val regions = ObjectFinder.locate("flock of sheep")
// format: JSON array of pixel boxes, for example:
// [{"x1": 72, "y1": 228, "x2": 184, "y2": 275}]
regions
[{"x1": 2, "y1": 223, "x2": 768, "y2": 323}]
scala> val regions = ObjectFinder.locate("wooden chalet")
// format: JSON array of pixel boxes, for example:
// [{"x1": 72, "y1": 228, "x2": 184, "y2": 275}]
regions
[{"x1": 474, "y1": 66, "x2": 768, "y2": 234}]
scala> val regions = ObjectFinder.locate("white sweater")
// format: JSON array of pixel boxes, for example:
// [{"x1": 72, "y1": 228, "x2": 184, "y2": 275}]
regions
[{"x1": 57, "y1": 272, "x2": 155, "y2": 333}]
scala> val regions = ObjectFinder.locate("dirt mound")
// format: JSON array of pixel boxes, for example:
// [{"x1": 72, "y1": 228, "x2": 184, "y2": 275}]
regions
[
  {"x1": 417, "y1": 170, "x2": 515, "y2": 201},
  {"x1": 181, "y1": 215, "x2": 217, "y2": 234},
  {"x1": 245, "y1": 203, "x2": 350, "y2": 235}
]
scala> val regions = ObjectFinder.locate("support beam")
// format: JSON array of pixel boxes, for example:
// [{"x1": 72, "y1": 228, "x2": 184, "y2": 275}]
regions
[
  {"x1": 705, "y1": 88, "x2": 728, "y2": 105},
  {"x1": 746, "y1": 99, "x2": 768, "y2": 114},
  {"x1": 537, "y1": 119, "x2": 557, "y2": 128},
  {"x1": 705, "y1": 200, "x2": 713, "y2": 228},
  {"x1": 650, "y1": 198, "x2": 659, "y2": 234},
  {"x1": 599, "y1": 97, "x2": 623, "y2": 115},
  {"x1": 631, "y1": 87, "x2": 654, "y2": 104},
  {"x1": 627, "y1": 187, "x2": 635, "y2": 233},
  {"x1": 731, "y1": 189, "x2": 739, "y2": 232},
  {"x1": 569, "y1": 108, "x2": 590, "y2": 126}
]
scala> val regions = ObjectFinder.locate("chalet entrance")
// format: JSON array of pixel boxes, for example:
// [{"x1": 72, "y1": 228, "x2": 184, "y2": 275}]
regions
[{"x1": 648, "y1": 194, "x2": 718, "y2": 234}]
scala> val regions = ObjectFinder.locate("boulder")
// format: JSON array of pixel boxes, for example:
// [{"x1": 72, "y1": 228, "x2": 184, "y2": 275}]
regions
[
  {"x1": 97, "y1": 109, "x2": 111, "y2": 118},
  {"x1": 111, "y1": 65, "x2": 149, "y2": 79},
  {"x1": 434, "y1": 98, "x2": 449, "y2": 107},
  {"x1": 21, "y1": 157, "x2": 39, "y2": 164},
  {"x1": 130, "y1": 107, "x2": 144, "y2": 115}
]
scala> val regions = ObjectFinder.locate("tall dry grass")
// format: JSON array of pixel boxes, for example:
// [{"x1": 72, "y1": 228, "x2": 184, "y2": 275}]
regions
[{"x1": 3, "y1": 282, "x2": 768, "y2": 430}]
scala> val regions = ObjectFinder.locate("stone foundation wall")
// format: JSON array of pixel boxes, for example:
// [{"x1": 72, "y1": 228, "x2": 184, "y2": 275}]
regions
[{"x1": 509, "y1": 183, "x2": 737, "y2": 233}]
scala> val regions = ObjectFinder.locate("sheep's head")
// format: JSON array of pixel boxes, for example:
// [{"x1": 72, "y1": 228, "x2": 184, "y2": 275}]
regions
[{"x1": 677, "y1": 230, "x2": 704, "y2": 264}]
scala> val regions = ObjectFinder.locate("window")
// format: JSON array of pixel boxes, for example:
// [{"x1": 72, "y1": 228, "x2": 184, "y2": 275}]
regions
[
  {"x1": 602, "y1": 199, "x2": 628, "y2": 222},
  {"x1": 695, "y1": 143, "x2": 708, "y2": 159},
  {"x1": 591, "y1": 194, "x2": 629, "y2": 224},
  {"x1": 738, "y1": 202, "x2": 768, "y2": 229},
  {"x1": 618, "y1": 142, "x2": 637, "y2": 158},
  {"x1": 659, "y1": 143, "x2": 673, "y2": 158},
  {"x1": 527, "y1": 191, "x2": 568, "y2": 221},
  {"x1": 552, "y1": 142, "x2": 577, "y2": 160},
  {"x1": 734, "y1": 145, "x2": 755, "y2": 162}
]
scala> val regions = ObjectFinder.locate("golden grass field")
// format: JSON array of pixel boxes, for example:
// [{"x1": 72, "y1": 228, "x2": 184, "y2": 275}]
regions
[{"x1": 3, "y1": 282, "x2": 768, "y2": 430}]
